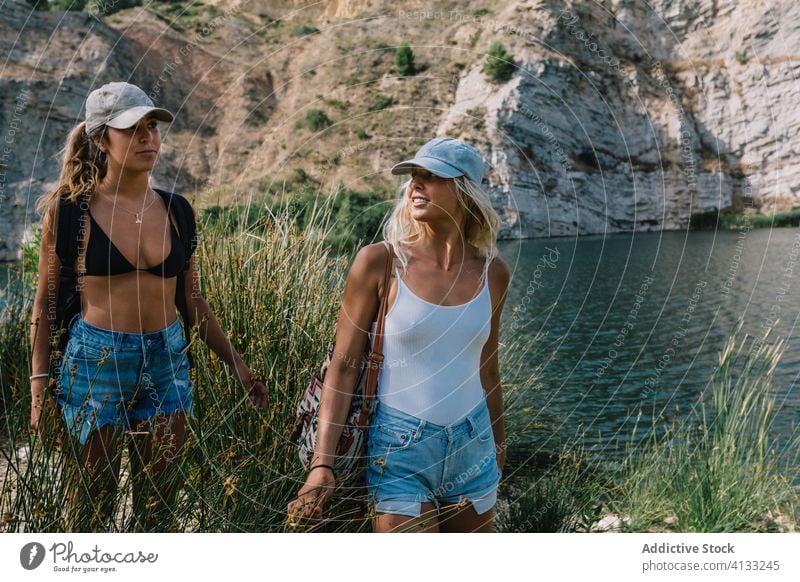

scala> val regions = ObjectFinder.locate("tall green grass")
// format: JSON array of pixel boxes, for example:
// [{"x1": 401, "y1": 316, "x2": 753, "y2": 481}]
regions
[
  {"x1": 610, "y1": 321, "x2": 799, "y2": 532},
  {"x1": 494, "y1": 447, "x2": 606, "y2": 533}
]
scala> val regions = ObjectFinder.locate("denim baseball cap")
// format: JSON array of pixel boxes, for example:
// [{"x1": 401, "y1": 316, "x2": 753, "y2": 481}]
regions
[
  {"x1": 391, "y1": 137, "x2": 485, "y2": 183},
  {"x1": 85, "y1": 82, "x2": 174, "y2": 134}
]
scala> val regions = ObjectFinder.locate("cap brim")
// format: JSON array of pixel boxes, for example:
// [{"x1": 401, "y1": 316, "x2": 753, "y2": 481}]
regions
[
  {"x1": 106, "y1": 106, "x2": 174, "y2": 129},
  {"x1": 391, "y1": 156, "x2": 463, "y2": 179}
]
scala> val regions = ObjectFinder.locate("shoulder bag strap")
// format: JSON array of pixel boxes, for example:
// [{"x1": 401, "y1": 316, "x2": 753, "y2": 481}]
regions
[
  {"x1": 154, "y1": 188, "x2": 198, "y2": 366},
  {"x1": 154, "y1": 188, "x2": 196, "y2": 265},
  {"x1": 359, "y1": 241, "x2": 394, "y2": 420},
  {"x1": 55, "y1": 195, "x2": 82, "y2": 274}
]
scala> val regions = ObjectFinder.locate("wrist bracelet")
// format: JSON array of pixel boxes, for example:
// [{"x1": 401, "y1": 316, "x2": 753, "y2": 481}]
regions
[
  {"x1": 310, "y1": 464, "x2": 336, "y2": 477},
  {"x1": 30, "y1": 373, "x2": 49, "y2": 381}
]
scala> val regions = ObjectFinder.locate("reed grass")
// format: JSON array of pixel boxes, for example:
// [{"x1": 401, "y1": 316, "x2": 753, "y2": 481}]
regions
[
  {"x1": 494, "y1": 446, "x2": 605, "y2": 533},
  {"x1": 610, "y1": 321, "x2": 799, "y2": 532}
]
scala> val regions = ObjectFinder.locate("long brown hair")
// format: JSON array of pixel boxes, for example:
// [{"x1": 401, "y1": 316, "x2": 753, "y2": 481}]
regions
[{"x1": 36, "y1": 121, "x2": 107, "y2": 230}]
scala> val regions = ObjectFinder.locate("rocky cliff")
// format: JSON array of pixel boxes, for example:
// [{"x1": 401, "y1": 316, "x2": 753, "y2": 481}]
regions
[
  {"x1": 1, "y1": 0, "x2": 798, "y2": 259},
  {"x1": 0, "y1": 0, "x2": 276, "y2": 260},
  {"x1": 440, "y1": 0, "x2": 800, "y2": 236}
]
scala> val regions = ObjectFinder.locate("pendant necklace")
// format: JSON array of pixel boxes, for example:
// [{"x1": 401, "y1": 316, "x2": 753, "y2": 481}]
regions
[{"x1": 105, "y1": 190, "x2": 158, "y2": 224}]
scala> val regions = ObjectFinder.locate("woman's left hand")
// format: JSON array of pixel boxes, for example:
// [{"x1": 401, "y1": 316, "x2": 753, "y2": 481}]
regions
[{"x1": 235, "y1": 361, "x2": 269, "y2": 408}]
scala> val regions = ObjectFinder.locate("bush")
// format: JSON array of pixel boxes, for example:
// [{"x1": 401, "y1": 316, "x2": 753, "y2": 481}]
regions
[
  {"x1": 269, "y1": 186, "x2": 391, "y2": 251},
  {"x1": 690, "y1": 208, "x2": 800, "y2": 230},
  {"x1": 368, "y1": 94, "x2": 394, "y2": 112},
  {"x1": 47, "y1": 0, "x2": 89, "y2": 9},
  {"x1": 45, "y1": 0, "x2": 142, "y2": 12},
  {"x1": 293, "y1": 168, "x2": 311, "y2": 184},
  {"x1": 483, "y1": 41, "x2": 516, "y2": 84},
  {"x1": 201, "y1": 185, "x2": 391, "y2": 252},
  {"x1": 92, "y1": 0, "x2": 142, "y2": 15},
  {"x1": 395, "y1": 43, "x2": 416, "y2": 76},
  {"x1": 495, "y1": 449, "x2": 605, "y2": 532},
  {"x1": 303, "y1": 109, "x2": 332, "y2": 132},
  {"x1": 575, "y1": 2, "x2": 593, "y2": 18},
  {"x1": 328, "y1": 187, "x2": 392, "y2": 251},
  {"x1": 291, "y1": 24, "x2": 319, "y2": 37}
]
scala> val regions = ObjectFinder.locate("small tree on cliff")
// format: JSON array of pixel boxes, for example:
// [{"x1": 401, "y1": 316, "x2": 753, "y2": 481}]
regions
[
  {"x1": 395, "y1": 44, "x2": 416, "y2": 77},
  {"x1": 483, "y1": 41, "x2": 516, "y2": 84}
]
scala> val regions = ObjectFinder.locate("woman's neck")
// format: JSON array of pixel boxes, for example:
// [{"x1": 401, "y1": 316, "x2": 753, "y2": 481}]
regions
[
  {"x1": 98, "y1": 167, "x2": 151, "y2": 200},
  {"x1": 418, "y1": 226, "x2": 472, "y2": 271}
]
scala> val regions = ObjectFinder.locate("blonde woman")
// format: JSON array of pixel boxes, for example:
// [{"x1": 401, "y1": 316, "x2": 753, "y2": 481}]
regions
[
  {"x1": 288, "y1": 137, "x2": 509, "y2": 532},
  {"x1": 30, "y1": 82, "x2": 268, "y2": 530}
]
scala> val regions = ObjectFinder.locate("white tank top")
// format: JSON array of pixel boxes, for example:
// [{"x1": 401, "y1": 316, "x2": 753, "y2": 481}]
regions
[{"x1": 370, "y1": 249, "x2": 493, "y2": 425}]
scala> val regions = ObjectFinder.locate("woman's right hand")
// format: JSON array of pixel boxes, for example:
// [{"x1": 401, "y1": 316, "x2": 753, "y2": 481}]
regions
[
  {"x1": 286, "y1": 467, "x2": 336, "y2": 528},
  {"x1": 29, "y1": 382, "x2": 46, "y2": 439}
]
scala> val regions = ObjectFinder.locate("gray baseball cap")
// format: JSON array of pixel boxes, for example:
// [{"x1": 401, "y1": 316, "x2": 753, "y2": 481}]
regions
[
  {"x1": 391, "y1": 137, "x2": 485, "y2": 183},
  {"x1": 84, "y1": 82, "x2": 174, "y2": 134}
]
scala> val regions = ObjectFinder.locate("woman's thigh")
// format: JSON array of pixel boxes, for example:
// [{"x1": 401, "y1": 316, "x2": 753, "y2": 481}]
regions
[
  {"x1": 437, "y1": 501, "x2": 494, "y2": 532},
  {"x1": 372, "y1": 501, "x2": 440, "y2": 532}
]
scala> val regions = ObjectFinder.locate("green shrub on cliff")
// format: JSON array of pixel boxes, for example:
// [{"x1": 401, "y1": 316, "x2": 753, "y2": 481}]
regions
[
  {"x1": 302, "y1": 109, "x2": 332, "y2": 132},
  {"x1": 483, "y1": 41, "x2": 516, "y2": 84},
  {"x1": 395, "y1": 43, "x2": 416, "y2": 76},
  {"x1": 44, "y1": 0, "x2": 143, "y2": 13}
]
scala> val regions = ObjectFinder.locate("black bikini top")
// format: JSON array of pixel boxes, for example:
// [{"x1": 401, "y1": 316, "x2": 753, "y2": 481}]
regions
[{"x1": 79, "y1": 209, "x2": 186, "y2": 278}]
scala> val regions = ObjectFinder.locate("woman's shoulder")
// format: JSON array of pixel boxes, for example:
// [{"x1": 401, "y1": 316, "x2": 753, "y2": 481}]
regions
[
  {"x1": 347, "y1": 242, "x2": 393, "y2": 285},
  {"x1": 487, "y1": 254, "x2": 510, "y2": 288},
  {"x1": 154, "y1": 189, "x2": 196, "y2": 229},
  {"x1": 358, "y1": 241, "x2": 392, "y2": 260},
  {"x1": 352, "y1": 242, "x2": 391, "y2": 270},
  {"x1": 154, "y1": 187, "x2": 193, "y2": 207}
]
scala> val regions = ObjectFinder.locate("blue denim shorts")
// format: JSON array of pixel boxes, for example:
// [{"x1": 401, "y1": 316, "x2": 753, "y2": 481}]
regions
[
  {"x1": 366, "y1": 392, "x2": 502, "y2": 518},
  {"x1": 54, "y1": 314, "x2": 193, "y2": 446}
]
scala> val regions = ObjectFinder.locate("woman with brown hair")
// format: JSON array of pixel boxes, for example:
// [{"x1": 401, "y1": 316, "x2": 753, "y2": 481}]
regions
[
  {"x1": 288, "y1": 137, "x2": 510, "y2": 532},
  {"x1": 30, "y1": 81, "x2": 268, "y2": 530}
]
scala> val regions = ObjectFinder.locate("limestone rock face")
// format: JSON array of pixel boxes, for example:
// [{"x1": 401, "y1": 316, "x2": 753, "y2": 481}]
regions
[{"x1": 440, "y1": 0, "x2": 800, "y2": 238}]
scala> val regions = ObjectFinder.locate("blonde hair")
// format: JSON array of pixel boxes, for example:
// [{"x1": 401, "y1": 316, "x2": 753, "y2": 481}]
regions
[
  {"x1": 36, "y1": 121, "x2": 107, "y2": 231},
  {"x1": 382, "y1": 175, "x2": 500, "y2": 272}
]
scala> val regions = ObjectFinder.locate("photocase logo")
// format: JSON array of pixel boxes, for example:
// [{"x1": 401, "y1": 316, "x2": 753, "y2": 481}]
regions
[{"x1": 20, "y1": 542, "x2": 46, "y2": 570}]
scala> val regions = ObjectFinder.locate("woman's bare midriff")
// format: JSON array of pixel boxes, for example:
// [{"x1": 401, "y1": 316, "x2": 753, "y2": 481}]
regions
[{"x1": 79, "y1": 273, "x2": 180, "y2": 333}]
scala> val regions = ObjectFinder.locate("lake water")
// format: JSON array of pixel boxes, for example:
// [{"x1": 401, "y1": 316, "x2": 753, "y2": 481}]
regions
[
  {"x1": 0, "y1": 262, "x2": 12, "y2": 289},
  {"x1": 498, "y1": 228, "x2": 800, "y2": 473}
]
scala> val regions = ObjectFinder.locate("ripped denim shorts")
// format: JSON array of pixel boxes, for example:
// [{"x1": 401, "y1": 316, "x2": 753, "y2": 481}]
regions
[
  {"x1": 366, "y1": 391, "x2": 502, "y2": 518},
  {"x1": 53, "y1": 314, "x2": 193, "y2": 446}
]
